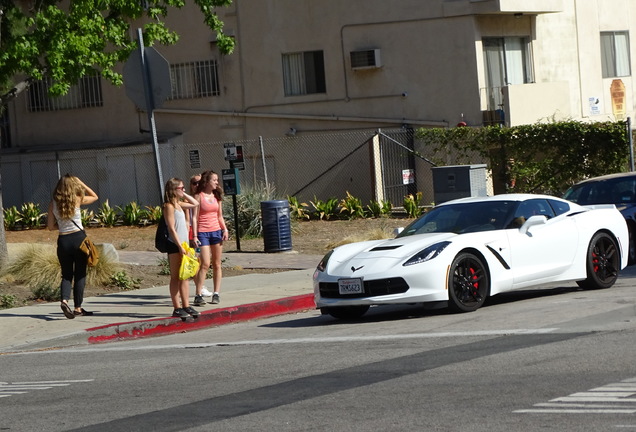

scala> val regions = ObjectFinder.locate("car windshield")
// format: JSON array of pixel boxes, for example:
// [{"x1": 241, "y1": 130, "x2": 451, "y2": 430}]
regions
[
  {"x1": 564, "y1": 176, "x2": 636, "y2": 205},
  {"x1": 396, "y1": 200, "x2": 519, "y2": 237}
]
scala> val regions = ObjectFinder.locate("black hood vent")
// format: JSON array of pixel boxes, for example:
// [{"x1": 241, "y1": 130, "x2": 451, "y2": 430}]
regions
[{"x1": 369, "y1": 245, "x2": 402, "y2": 252}]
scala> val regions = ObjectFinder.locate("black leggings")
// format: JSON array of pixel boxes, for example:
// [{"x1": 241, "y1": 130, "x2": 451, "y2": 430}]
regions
[{"x1": 57, "y1": 231, "x2": 88, "y2": 307}]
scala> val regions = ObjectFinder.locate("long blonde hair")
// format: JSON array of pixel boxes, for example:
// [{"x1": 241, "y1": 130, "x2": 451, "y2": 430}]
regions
[{"x1": 53, "y1": 174, "x2": 84, "y2": 219}]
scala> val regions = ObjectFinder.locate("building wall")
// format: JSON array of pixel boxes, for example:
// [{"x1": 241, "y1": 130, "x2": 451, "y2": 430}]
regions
[{"x1": 4, "y1": 0, "x2": 636, "y2": 207}]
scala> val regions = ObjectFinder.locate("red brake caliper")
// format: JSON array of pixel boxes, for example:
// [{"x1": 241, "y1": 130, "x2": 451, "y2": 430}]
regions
[
  {"x1": 592, "y1": 251, "x2": 599, "y2": 273},
  {"x1": 470, "y1": 267, "x2": 478, "y2": 292}
]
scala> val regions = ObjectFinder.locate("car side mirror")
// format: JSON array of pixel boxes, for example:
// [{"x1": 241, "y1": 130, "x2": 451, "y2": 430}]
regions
[
  {"x1": 394, "y1": 227, "x2": 404, "y2": 236},
  {"x1": 520, "y1": 215, "x2": 547, "y2": 235}
]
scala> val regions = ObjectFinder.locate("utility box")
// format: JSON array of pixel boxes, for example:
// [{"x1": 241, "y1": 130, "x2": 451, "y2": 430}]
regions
[{"x1": 432, "y1": 164, "x2": 488, "y2": 204}]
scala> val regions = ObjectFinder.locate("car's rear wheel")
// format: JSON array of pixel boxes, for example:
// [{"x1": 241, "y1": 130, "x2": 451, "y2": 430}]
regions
[
  {"x1": 576, "y1": 232, "x2": 620, "y2": 289},
  {"x1": 448, "y1": 252, "x2": 489, "y2": 312},
  {"x1": 322, "y1": 305, "x2": 370, "y2": 320}
]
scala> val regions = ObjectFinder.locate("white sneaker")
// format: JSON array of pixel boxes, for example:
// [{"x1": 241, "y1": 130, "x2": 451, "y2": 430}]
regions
[{"x1": 200, "y1": 287, "x2": 213, "y2": 297}]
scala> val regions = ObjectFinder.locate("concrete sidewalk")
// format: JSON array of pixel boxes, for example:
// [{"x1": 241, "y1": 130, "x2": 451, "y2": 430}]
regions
[{"x1": 0, "y1": 248, "x2": 323, "y2": 354}]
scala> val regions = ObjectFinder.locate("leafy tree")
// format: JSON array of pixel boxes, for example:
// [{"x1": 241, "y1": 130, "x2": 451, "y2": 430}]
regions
[
  {"x1": 0, "y1": 0, "x2": 235, "y2": 104},
  {"x1": 0, "y1": 0, "x2": 235, "y2": 266}
]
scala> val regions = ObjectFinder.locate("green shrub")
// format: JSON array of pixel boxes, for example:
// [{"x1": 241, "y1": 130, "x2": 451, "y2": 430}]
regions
[
  {"x1": 416, "y1": 120, "x2": 629, "y2": 195},
  {"x1": 310, "y1": 197, "x2": 339, "y2": 220},
  {"x1": 21, "y1": 203, "x2": 45, "y2": 228},
  {"x1": 288, "y1": 196, "x2": 310, "y2": 220},
  {"x1": 366, "y1": 200, "x2": 392, "y2": 218},
  {"x1": 97, "y1": 200, "x2": 120, "y2": 227},
  {"x1": 110, "y1": 271, "x2": 141, "y2": 290},
  {"x1": 3, "y1": 206, "x2": 22, "y2": 230},
  {"x1": 31, "y1": 284, "x2": 60, "y2": 302},
  {"x1": 0, "y1": 294, "x2": 19, "y2": 309},
  {"x1": 81, "y1": 209, "x2": 96, "y2": 227},
  {"x1": 403, "y1": 192, "x2": 423, "y2": 218},
  {"x1": 157, "y1": 257, "x2": 171, "y2": 275},
  {"x1": 339, "y1": 192, "x2": 365, "y2": 220},
  {"x1": 119, "y1": 201, "x2": 147, "y2": 226},
  {"x1": 223, "y1": 182, "x2": 279, "y2": 238},
  {"x1": 145, "y1": 205, "x2": 162, "y2": 223}
]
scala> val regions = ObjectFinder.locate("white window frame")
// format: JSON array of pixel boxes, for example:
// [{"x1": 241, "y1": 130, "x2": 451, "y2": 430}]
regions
[
  {"x1": 601, "y1": 31, "x2": 631, "y2": 78},
  {"x1": 482, "y1": 36, "x2": 534, "y2": 111}
]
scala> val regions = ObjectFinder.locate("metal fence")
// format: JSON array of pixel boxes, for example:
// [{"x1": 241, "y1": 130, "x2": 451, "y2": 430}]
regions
[{"x1": 1, "y1": 128, "x2": 490, "y2": 213}]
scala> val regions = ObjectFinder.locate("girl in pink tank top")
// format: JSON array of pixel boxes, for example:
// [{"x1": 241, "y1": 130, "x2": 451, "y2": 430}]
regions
[{"x1": 192, "y1": 170, "x2": 229, "y2": 305}]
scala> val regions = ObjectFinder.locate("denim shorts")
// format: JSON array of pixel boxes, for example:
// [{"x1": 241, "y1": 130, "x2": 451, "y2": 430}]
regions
[{"x1": 198, "y1": 229, "x2": 223, "y2": 246}]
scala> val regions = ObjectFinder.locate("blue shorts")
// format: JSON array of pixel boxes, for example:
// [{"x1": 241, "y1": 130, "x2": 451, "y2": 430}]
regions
[{"x1": 198, "y1": 230, "x2": 223, "y2": 246}]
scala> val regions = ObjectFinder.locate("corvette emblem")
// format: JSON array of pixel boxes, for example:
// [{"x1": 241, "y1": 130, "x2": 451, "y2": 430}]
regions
[{"x1": 351, "y1": 265, "x2": 364, "y2": 273}]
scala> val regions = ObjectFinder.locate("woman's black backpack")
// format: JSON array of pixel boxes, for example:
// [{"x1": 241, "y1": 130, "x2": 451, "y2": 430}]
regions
[{"x1": 154, "y1": 217, "x2": 170, "y2": 253}]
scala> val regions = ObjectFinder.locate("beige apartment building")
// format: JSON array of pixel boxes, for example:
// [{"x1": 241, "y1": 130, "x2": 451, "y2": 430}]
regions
[{"x1": 2, "y1": 0, "x2": 636, "y2": 208}]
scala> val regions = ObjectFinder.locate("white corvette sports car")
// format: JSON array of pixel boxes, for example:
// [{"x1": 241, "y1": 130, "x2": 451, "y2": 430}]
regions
[{"x1": 313, "y1": 194, "x2": 629, "y2": 319}]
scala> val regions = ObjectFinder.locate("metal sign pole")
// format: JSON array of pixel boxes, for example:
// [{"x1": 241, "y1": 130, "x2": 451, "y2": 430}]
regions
[
  {"x1": 259, "y1": 136, "x2": 269, "y2": 189},
  {"x1": 137, "y1": 28, "x2": 165, "y2": 201},
  {"x1": 628, "y1": 117, "x2": 634, "y2": 172},
  {"x1": 232, "y1": 194, "x2": 241, "y2": 251}
]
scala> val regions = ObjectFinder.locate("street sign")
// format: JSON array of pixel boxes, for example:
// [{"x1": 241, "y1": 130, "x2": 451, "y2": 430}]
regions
[{"x1": 123, "y1": 46, "x2": 172, "y2": 111}]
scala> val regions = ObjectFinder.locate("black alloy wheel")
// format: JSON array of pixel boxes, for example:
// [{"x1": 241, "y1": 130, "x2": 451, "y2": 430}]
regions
[
  {"x1": 448, "y1": 252, "x2": 489, "y2": 312},
  {"x1": 577, "y1": 232, "x2": 620, "y2": 289}
]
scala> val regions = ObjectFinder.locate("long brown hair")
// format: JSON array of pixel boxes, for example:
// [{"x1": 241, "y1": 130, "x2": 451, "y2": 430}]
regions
[
  {"x1": 53, "y1": 174, "x2": 84, "y2": 219},
  {"x1": 196, "y1": 170, "x2": 224, "y2": 201},
  {"x1": 163, "y1": 178, "x2": 183, "y2": 205}
]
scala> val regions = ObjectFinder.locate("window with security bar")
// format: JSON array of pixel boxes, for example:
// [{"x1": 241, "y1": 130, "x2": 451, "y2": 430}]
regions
[
  {"x1": 27, "y1": 75, "x2": 103, "y2": 112},
  {"x1": 169, "y1": 60, "x2": 220, "y2": 99}
]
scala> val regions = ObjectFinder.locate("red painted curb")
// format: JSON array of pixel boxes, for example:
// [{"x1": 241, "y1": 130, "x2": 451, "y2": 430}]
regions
[{"x1": 86, "y1": 294, "x2": 315, "y2": 344}]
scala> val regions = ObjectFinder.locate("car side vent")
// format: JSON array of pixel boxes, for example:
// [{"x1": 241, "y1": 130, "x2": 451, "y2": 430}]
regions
[
  {"x1": 350, "y1": 49, "x2": 382, "y2": 70},
  {"x1": 370, "y1": 245, "x2": 401, "y2": 251}
]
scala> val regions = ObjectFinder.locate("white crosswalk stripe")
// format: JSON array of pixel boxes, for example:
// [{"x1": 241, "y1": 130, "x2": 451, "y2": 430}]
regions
[
  {"x1": 515, "y1": 377, "x2": 636, "y2": 414},
  {"x1": 0, "y1": 380, "x2": 93, "y2": 399}
]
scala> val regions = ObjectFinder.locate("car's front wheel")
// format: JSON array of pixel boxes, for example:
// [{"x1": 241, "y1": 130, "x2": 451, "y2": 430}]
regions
[
  {"x1": 577, "y1": 232, "x2": 620, "y2": 289},
  {"x1": 448, "y1": 252, "x2": 489, "y2": 312},
  {"x1": 321, "y1": 305, "x2": 370, "y2": 320}
]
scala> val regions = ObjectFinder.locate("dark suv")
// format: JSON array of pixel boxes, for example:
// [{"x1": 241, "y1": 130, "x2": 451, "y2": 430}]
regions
[{"x1": 563, "y1": 172, "x2": 636, "y2": 264}]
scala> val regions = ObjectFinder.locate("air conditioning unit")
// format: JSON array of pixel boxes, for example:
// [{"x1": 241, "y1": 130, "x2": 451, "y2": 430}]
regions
[{"x1": 350, "y1": 49, "x2": 382, "y2": 70}]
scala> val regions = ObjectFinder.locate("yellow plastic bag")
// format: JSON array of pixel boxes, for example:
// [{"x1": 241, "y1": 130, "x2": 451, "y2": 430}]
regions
[{"x1": 178, "y1": 242, "x2": 200, "y2": 280}]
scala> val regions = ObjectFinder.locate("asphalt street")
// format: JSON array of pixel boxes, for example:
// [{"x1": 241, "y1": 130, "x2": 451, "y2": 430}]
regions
[{"x1": 1, "y1": 266, "x2": 635, "y2": 431}]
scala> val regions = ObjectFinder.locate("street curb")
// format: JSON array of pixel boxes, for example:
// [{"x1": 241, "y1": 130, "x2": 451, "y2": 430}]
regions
[{"x1": 85, "y1": 294, "x2": 316, "y2": 344}]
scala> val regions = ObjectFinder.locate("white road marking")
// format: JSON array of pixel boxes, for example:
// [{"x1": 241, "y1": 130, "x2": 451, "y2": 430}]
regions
[
  {"x1": 15, "y1": 328, "x2": 558, "y2": 355},
  {"x1": 0, "y1": 380, "x2": 94, "y2": 399},
  {"x1": 516, "y1": 377, "x2": 636, "y2": 414}
]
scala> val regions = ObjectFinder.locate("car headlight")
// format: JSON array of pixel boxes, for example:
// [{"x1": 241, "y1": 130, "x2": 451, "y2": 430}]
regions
[
  {"x1": 316, "y1": 250, "x2": 334, "y2": 272},
  {"x1": 403, "y1": 241, "x2": 451, "y2": 266}
]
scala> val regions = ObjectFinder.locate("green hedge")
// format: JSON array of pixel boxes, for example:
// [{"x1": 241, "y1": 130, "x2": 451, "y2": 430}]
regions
[{"x1": 416, "y1": 120, "x2": 631, "y2": 195}]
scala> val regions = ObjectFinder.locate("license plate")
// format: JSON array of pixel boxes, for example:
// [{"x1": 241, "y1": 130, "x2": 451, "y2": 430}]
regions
[{"x1": 338, "y1": 278, "x2": 364, "y2": 295}]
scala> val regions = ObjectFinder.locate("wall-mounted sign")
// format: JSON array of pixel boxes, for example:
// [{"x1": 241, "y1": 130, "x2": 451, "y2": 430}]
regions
[
  {"x1": 402, "y1": 169, "x2": 415, "y2": 185},
  {"x1": 189, "y1": 149, "x2": 201, "y2": 169},
  {"x1": 611, "y1": 79, "x2": 626, "y2": 120},
  {"x1": 588, "y1": 97, "x2": 601, "y2": 116}
]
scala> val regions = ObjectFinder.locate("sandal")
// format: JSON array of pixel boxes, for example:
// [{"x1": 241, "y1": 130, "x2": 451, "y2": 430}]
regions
[
  {"x1": 60, "y1": 302, "x2": 75, "y2": 319},
  {"x1": 73, "y1": 308, "x2": 94, "y2": 316}
]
